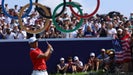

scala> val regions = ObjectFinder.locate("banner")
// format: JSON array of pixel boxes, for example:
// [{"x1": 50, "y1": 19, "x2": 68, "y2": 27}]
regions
[{"x1": 0, "y1": 39, "x2": 113, "y2": 74}]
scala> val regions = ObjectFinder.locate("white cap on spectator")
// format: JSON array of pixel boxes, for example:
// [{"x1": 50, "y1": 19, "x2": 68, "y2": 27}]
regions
[
  {"x1": 79, "y1": 27, "x2": 83, "y2": 30},
  {"x1": 74, "y1": 56, "x2": 79, "y2": 61},
  {"x1": 101, "y1": 48, "x2": 106, "y2": 52},
  {"x1": 125, "y1": 28, "x2": 128, "y2": 31},
  {"x1": 90, "y1": 53, "x2": 95, "y2": 57},
  {"x1": 14, "y1": 23, "x2": 18, "y2": 27},
  {"x1": 9, "y1": 28, "x2": 13, "y2": 32},
  {"x1": 29, "y1": 37, "x2": 38, "y2": 44},
  {"x1": 73, "y1": 17, "x2": 76, "y2": 20},
  {"x1": 63, "y1": 18, "x2": 69, "y2": 21},
  {"x1": 109, "y1": 51, "x2": 114, "y2": 55},
  {"x1": 118, "y1": 29, "x2": 123, "y2": 32},
  {"x1": 2, "y1": 17, "x2": 5, "y2": 20},
  {"x1": 49, "y1": 19, "x2": 52, "y2": 21},
  {"x1": 60, "y1": 57, "x2": 65, "y2": 61}
]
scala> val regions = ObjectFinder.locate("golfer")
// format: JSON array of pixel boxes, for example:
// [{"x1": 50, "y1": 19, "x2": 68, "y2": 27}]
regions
[{"x1": 29, "y1": 37, "x2": 53, "y2": 75}]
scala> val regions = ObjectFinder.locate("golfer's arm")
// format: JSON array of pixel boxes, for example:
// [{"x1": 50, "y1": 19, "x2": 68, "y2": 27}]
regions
[{"x1": 37, "y1": 48, "x2": 52, "y2": 58}]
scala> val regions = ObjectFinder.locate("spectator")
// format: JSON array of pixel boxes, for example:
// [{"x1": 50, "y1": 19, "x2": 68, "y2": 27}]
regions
[
  {"x1": 76, "y1": 28, "x2": 84, "y2": 38},
  {"x1": 16, "y1": 28, "x2": 27, "y2": 39},
  {"x1": 72, "y1": 56, "x2": 83, "y2": 72},
  {"x1": 57, "y1": 57, "x2": 67, "y2": 75},
  {"x1": 83, "y1": 52, "x2": 99, "y2": 72},
  {"x1": 107, "y1": 22, "x2": 117, "y2": 38},
  {"x1": 84, "y1": 20, "x2": 93, "y2": 37},
  {"x1": 3, "y1": 28, "x2": 17, "y2": 39},
  {"x1": 104, "y1": 51, "x2": 116, "y2": 73},
  {"x1": 97, "y1": 49, "x2": 109, "y2": 70},
  {"x1": 0, "y1": 13, "x2": 6, "y2": 21},
  {"x1": 0, "y1": 3, "x2": 133, "y2": 40},
  {"x1": 117, "y1": 28, "x2": 131, "y2": 40},
  {"x1": 122, "y1": 28, "x2": 131, "y2": 40},
  {"x1": 0, "y1": 26, "x2": 4, "y2": 39},
  {"x1": 12, "y1": 24, "x2": 19, "y2": 34},
  {"x1": 65, "y1": 57, "x2": 74, "y2": 73},
  {"x1": 5, "y1": 4, "x2": 9, "y2": 12},
  {"x1": 41, "y1": 32, "x2": 50, "y2": 38},
  {"x1": 116, "y1": 28, "x2": 124, "y2": 39},
  {"x1": 14, "y1": 5, "x2": 18, "y2": 13},
  {"x1": 49, "y1": 29, "x2": 56, "y2": 38},
  {"x1": 125, "y1": 20, "x2": 131, "y2": 28},
  {"x1": 55, "y1": 31, "x2": 63, "y2": 38},
  {"x1": 97, "y1": 22, "x2": 108, "y2": 37}
]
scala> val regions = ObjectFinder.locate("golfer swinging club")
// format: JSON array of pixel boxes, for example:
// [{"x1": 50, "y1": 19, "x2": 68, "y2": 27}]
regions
[{"x1": 29, "y1": 37, "x2": 54, "y2": 75}]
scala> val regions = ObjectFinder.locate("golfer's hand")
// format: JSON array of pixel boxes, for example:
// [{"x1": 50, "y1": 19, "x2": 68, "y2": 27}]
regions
[{"x1": 48, "y1": 43, "x2": 54, "y2": 52}]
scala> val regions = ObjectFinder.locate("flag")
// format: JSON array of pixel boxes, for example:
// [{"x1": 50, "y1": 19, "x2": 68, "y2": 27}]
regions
[{"x1": 115, "y1": 40, "x2": 132, "y2": 63}]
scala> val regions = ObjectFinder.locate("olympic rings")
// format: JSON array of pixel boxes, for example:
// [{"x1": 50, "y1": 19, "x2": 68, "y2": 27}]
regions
[
  {"x1": 2, "y1": 0, "x2": 33, "y2": 19},
  {"x1": 35, "y1": 0, "x2": 66, "y2": 19},
  {"x1": 69, "y1": 0, "x2": 100, "y2": 18},
  {"x1": 18, "y1": 3, "x2": 50, "y2": 34},
  {"x1": 1, "y1": 0, "x2": 100, "y2": 33},
  {"x1": 52, "y1": 2, "x2": 83, "y2": 33}
]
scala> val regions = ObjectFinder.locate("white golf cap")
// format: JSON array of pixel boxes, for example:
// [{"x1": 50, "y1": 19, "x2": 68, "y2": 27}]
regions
[
  {"x1": 117, "y1": 29, "x2": 123, "y2": 32},
  {"x1": 109, "y1": 51, "x2": 114, "y2": 55},
  {"x1": 101, "y1": 48, "x2": 106, "y2": 52},
  {"x1": 29, "y1": 37, "x2": 38, "y2": 44},
  {"x1": 74, "y1": 56, "x2": 79, "y2": 61},
  {"x1": 60, "y1": 57, "x2": 65, "y2": 61},
  {"x1": 90, "y1": 53, "x2": 95, "y2": 57},
  {"x1": 125, "y1": 28, "x2": 128, "y2": 31}
]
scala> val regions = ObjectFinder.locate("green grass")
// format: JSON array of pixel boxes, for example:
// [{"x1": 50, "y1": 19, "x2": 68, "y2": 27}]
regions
[
  {"x1": 50, "y1": 71, "x2": 133, "y2": 75},
  {"x1": 50, "y1": 70, "x2": 105, "y2": 75},
  {"x1": 52, "y1": 72, "x2": 87, "y2": 75}
]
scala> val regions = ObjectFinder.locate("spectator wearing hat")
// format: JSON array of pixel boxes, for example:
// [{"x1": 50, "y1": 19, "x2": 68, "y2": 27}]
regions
[
  {"x1": 116, "y1": 28, "x2": 124, "y2": 39},
  {"x1": 122, "y1": 28, "x2": 131, "y2": 40},
  {"x1": 116, "y1": 28, "x2": 131, "y2": 40},
  {"x1": 57, "y1": 57, "x2": 67, "y2": 75},
  {"x1": 65, "y1": 56, "x2": 74, "y2": 73},
  {"x1": 83, "y1": 52, "x2": 99, "y2": 72},
  {"x1": 104, "y1": 51, "x2": 116, "y2": 73},
  {"x1": 97, "y1": 49, "x2": 109, "y2": 70},
  {"x1": 72, "y1": 56, "x2": 83, "y2": 73},
  {"x1": 29, "y1": 37, "x2": 54, "y2": 75}
]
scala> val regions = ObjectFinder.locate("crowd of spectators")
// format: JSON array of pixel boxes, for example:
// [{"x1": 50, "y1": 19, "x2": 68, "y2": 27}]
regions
[
  {"x1": 1, "y1": 3, "x2": 133, "y2": 75},
  {"x1": 56, "y1": 48, "x2": 116, "y2": 75},
  {"x1": 0, "y1": 4, "x2": 133, "y2": 40}
]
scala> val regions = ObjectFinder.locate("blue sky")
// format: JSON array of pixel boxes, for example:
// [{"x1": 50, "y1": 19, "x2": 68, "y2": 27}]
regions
[{"x1": 1, "y1": 0, "x2": 133, "y2": 17}]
